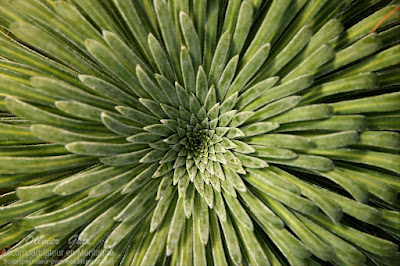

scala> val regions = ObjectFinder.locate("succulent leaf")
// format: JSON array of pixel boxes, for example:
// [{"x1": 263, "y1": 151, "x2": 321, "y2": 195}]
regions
[{"x1": 0, "y1": 1, "x2": 399, "y2": 265}]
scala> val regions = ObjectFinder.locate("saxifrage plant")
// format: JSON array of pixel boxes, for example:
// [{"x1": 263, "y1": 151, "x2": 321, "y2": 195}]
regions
[{"x1": 0, "y1": 0, "x2": 399, "y2": 265}]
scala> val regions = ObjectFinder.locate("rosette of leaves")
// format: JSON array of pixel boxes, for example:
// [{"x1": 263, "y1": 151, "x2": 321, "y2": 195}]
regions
[{"x1": 0, "y1": 0, "x2": 399, "y2": 265}]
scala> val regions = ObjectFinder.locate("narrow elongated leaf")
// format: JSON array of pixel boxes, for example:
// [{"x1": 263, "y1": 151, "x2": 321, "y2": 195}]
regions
[
  {"x1": 0, "y1": 154, "x2": 97, "y2": 175},
  {"x1": 226, "y1": 44, "x2": 270, "y2": 97},
  {"x1": 6, "y1": 97, "x2": 108, "y2": 132}
]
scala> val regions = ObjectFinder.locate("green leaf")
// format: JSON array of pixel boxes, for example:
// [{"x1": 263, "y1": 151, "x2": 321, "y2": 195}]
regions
[
  {"x1": 53, "y1": 165, "x2": 131, "y2": 196},
  {"x1": 0, "y1": 225, "x2": 30, "y2": 251},
  {"x1": 310, "y1": 212, "x2": 398, "y2": 258},
  {"x1": 249, "y1": 96, "x2": 302, "y2": 123},
  {"x1": 367, "y1": 114, "x2": 400, "y2": 131},
  {"x1": 317, "y1": 168, "x2": 369, "y2": 203},
  {"x1": 245, "y1": 134, "x2": 315, "y2": 150},
  {"x1": 176, "y1": 83, "x2": 191, "y2": 111},
  {"x1": 222, "y1": 165, "x2": 246, "y2": 192},
  {"x1": 268, "y1": 166, "x2": 342, "y2": 222},
  {"x1": 0, "y1": 154, "x2": 97, "y2": 175},
  {"x1": 55, "y1": 100, "x2": 107, "y2": 122},
  {"x1": 230, "y1": 0, "x2": 253, "y2": 56},
  {"x1": 204, "y1": 85, "x2": 217, "y2": 111},
  {"x1": 277, "y1": 115, "x2": 366, "y2": 132},
  {"x1": 115, "y1": 181, "x2": 159, "y2": 221},
  {"x1": 209, "y1": 210, "x2": 228, "y2": 266},
  {"x1": 317, "y1": 33, "x2": 382, "y2": 77},
  {"x1": 31, "y1": 76, "x2": 116, "y2": 111},
  {"x1": 192, "y1": 199, "x2": 207, "y2": 265},
  {"x1": 239, "y1": 188, "x2": 284, "y2": 228},
  {"x1": 86, "y1": 39, "x2": 149, "y2": 98},
  {"x1": 213, "y1": 190, "x2": 227, "y2": 221},
  {"x1": 230, "y1": 211, "x2": 270, "y2": 266},
  {"x1": 103, "y1": 29, "x2": 153, "y2": 78},
  {"x1": 53, "y1": 0, "x2": 103, "y2": 42},
  {"x1": 203, "y1": 0, "x2": 219, "y2": 73},
  {"x1": 310, "y1": 131, "x2": 359, "y2": 149},
  {"x1": 140, "y1": 98, "x2": 168, "y2": 119},
  {"x1": 144, "y1": 124, "x2": 172, "y2": 136},
  {"x1": 301, "y1": 73, "x2": 377, "y2": 104},
  {"x1": 267, "y1": 104, "x2": 333, "y2": 124},
  {"x1": 226, "y1": 44, "x2": 270, "y2": 97},
  {"x1": 326, "y1": 45, "x2": 400, "y2": 81},
  {"x1": 258, "y1": 223, "x2": 311, "y2": 262},
  {"x1": 6, "y1": 97, "x2": 108, "y2": 132},
  {"x1": 380, "y1": 210, "x2": 400, "y2": 231},
  {"x1": 100, "y1": 148, "x2": 152, "y2": 166},
  {"x1": 234, "y1": 152, "x2": 268, "y2": 168},
  {"x1": 310, "y1": 148, "x2": 400, "y2": 175},
  {"x1": 332, "y1": 5, "x2": 399, "y2": 50},
  {"x1": 122, "y1": 163, "x2": 159, "y2": 194},
  {"x1": 192, "y1": 0, "x2": 207, "y2": 45},
  {"x1": 266, "y1": 198, "x2": 335, "y2": 261},
  {"x1": 208, "y1": 31, "x2": 231, "y2": 87},
  {"x1": 101, "y1": 113, "x2": 143, "y2": 136},
  {"x1": 268, "y1": 0, "x2": 328, "y2": 58},
  {"x1": 66, "y1": 142, "x2": 145, "y2": 156},
  {"x1": 230, "y1": 139, "x2": 254, "y2": 154},
  {"x1": 281, "y1": 44, "x2": 335, "y2": 83},
  {"x1": 166, "y1": 197, "x2": 185, "y2": 255},
  {"x1": 116, "y1": 106, "x2": 159, "y2": 125},
  {"x1": 323, "y1": 180, "x2": 382, "y2": 225},
  {"x1": 0, "y1": 144, "x2": 68, "y2": 157},
  {"x1": 35, "y1": 191, "x2": 122, "y2": 236},
  {"x1": 245, "y1": 172, "x2": 318, "y2": 215},
  {"x1": 136, "y1": 65, "x2": 167, "y2": 104},
  {"x1": 195, "y1": 67, "x2": 208, "y2": 105},
  {"x1": 357, "y1": 131, "x2": 400, "y2": 151},
  {"x1": 280, "y1": 18, "x2": 343, "y2": 77},
  {"x1": 104, "y1": 200, "x2": 155, "y2": 249},
  {"x1": 223, "y1": 192, "x2": 253, "y2": 231},
  {"x1": 296, "y1": 214, "x2": 366, "y2": 265},
  {"x1": 333, "y1": 92, "x2": 400, "y2": 114},
  {"x1": 90, "y1": 165, "x2": 151, "y2": 198},
  {"x1": 155, "y1": 74, "x2": 180, "y2": 108},
  {"x1": 267, "y1": 154, "x2": 334, "y2": 172},
  {"x1": 179, "y1": 12, "x2": 202, "y2": 69},
  {"x1": 252, "y1": 145, "x2": 297, "y2": 159},
  {"x1": 183, "y1": 183, "x2": 195, "y2": 218},
  {"x1": 0, "y1": 196, "x2": 60, "y2": 222},
  {"x1": 257, "y1": 25, "x2": 313, "y2": 79},
  {"x1": 79, "y1": 75, "x2": 137, "y2": 107},
  {"x1": 244, "y1": 75, "x2": 313, "y2": 111},
  {"x1": 148, "y1": 34, "x2": 175, "y2": 82},
  {"x1": 236, "y1": 77, "x2": 279, "y2": 111},
  {"x1": 0, "y1": 123, "x2": 40, "y2": 141},
  {"x1": 229, "y1": 111, "x2": 253, "y2": 127},
  {"x1": 154, "y1": 0, "x2": 181, "y2": 82},
  {"x1": 151, "y1": 186, "x2": 176, "y2": 232},
  {"x1": 216, "y1": 55, "x2": 239, "y2": 101},
  {"x1": 180, "y1": 46, "x2": 196, "y2": 93},
  {"x1": 127, "y1": 133, "x2": 163, "y2": 144},
  {"x1": 222, "y1": 0, "x2": 241, "y2": 34},
  {"x1": 240, "y1": 122, "x2": 279, "y2": 137},
  {"x1": 0, "y1": 74, "x2": 55, "y2": 105},
  {"x1": 242, "y1": 0, "x2": 291, "y2": 63},
  {"x1": 10, "y1": 22, "x2": 95, "y2": 74},
  {"x1": 375, "y1": 69, "x2": 400, "y2": 88},
  {"x1": 247, "y1": 168, "x2": 299, "y2": 195},
  {"x1": 219, "y1": 92, "x2": 238, "y2": 114},
  {"x1": 220, "y1": 215, "x2": 242, "y2": 265}
]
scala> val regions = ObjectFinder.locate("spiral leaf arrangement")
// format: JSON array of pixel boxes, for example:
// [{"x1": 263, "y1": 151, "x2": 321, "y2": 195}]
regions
[{"x1": 0, "y1": 0, "x2": 399, "y2": 265}]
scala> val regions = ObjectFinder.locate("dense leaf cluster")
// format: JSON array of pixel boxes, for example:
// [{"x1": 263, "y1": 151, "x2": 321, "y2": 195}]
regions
[{"x1": 0, "y1": 0, "x2": 399, "y2": 265}]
